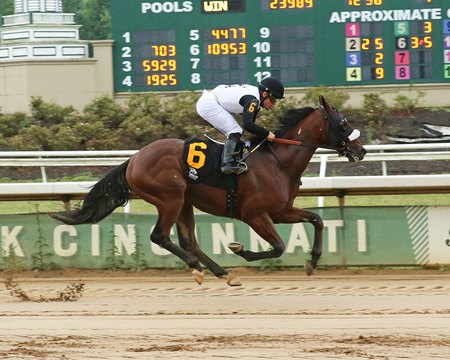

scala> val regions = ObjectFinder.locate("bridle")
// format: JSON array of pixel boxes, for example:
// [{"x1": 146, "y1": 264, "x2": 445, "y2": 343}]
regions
[
  {"x1": 317, "y1": 105, "x2": 361, "y2": 157},
  {"x1": 267, "y1": 142, "x2": 303, "y2": 186},
  {"x1": 271, "y1": 106, "x2": 360, "y2": 155},
  {"x1": 264, "y1": 106, "x2": 361, "y2": 185}
]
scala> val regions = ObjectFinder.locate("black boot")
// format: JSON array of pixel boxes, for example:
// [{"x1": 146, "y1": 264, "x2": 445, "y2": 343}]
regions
[{"x1": 221, "y1": 138, "x2": 247, "y2": 174}]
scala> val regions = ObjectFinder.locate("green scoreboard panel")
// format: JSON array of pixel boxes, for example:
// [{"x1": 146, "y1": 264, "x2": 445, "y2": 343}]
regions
[{"x1": 111, "y1": 0, "x2": 450, "y2": 92}]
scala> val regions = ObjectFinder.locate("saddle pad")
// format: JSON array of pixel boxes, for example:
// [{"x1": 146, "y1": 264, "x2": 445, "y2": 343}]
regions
[{"x1": 182, "y1": 137, "x2": 229, "y2": 190}]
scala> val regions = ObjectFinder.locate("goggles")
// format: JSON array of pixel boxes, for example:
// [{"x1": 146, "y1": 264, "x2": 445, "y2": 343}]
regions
[{"x1": 268, "y1": 95, "x2": 278, "y2": 104}]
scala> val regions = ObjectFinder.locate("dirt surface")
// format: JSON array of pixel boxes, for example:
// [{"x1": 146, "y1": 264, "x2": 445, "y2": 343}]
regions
[{"x1": 0, "y1": 268, "x2": 449, "y2": 359}]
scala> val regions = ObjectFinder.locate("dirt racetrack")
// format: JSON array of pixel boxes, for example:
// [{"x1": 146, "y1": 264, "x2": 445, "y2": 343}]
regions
[{"x1": 0, "y1": 268, "x2": 449, "y2": 360}]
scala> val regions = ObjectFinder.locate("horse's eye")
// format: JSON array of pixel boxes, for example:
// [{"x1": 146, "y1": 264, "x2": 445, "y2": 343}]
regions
[{"x1": 339, "y1": 119, "x2": 348, "y2": 130}]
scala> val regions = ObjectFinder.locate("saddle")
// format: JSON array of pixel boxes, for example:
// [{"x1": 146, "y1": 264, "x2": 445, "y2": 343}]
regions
[{"x1": 182, "y1": 136, "x2": 244, "y2": 218}]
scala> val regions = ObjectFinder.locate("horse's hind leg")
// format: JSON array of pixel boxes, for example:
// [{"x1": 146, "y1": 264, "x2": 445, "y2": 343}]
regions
[
  {"x1": 176, "y1": 202, "x2": 241, "y2": 286},
  {"x1": 127, "y1": 150, "x2": 203, "y2": 277},
  {"x1": 150, "y1": 218, "x2": 203, "y2": 273}
]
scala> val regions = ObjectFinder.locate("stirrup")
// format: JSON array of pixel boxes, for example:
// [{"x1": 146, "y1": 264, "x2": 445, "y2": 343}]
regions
[
  {"x1": 236, "y1": 162, "x2": 248, "y2": 174},
  {"x1": 221, "y1": 162, "x2": 248, "y2": 175}
]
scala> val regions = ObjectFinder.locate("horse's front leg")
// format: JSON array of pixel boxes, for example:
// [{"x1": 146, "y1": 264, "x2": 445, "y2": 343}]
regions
[
  {"x1": 273, "y1": 207, "x2": 323, "y2": 276},
  {"x1": 229, "y1": 213, "x2": 286, "y2": 261}
]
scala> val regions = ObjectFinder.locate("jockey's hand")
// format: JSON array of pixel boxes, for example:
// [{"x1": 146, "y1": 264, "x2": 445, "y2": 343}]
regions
[{"x1": 267, "y1": 131, "x2": 276, "y2": 142}]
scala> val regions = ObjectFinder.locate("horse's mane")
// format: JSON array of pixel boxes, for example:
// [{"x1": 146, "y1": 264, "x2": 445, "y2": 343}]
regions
[{"x1": 250, "y1": 106, "x2": 315, "y2": 148}]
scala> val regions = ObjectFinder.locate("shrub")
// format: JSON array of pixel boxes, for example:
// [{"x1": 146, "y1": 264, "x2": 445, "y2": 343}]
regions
[
  {"x1": 257, "y1": 95, "x2": 299, "y2": 134},
  {"x1": 83, "y1": 95, "x2": 127, "y2": 130},
  {"x1": 0, "y1": 112, "x2": 29, "y2": 137},
  {"x1": 361, "y1": 93, "x2": 389, "y2": 143},
  {"x1": 30, "y1": 96, "x2": 76, "y2": 127},
  {"x1": 393, "y1": 87, "x2": 425, "y2": 114},
  {"x1": 300, "y1": 86, "x2": 350, "y2": 110},
  {"x1": 9, "y1": 125, "x2": 53, "y2": 150},
  {"x1": 119, "y1": 94, "x2": 166, "y2": 145}
]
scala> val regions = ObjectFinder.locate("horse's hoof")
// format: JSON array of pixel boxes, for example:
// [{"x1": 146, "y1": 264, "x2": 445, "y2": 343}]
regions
[
  {"x1": 192, "y1": 269, "x2": 205, "y2": 285},
  {"x1": 228, "y1": 242, "x2": 243, "y2": 254},
  {"x1": 48, "y1": 212, "x2": 73, "y2": 224},
  {"x1": 304, "y1": 260, "x2": 315, "y2": 276},
  {"x1": 226, "y1": 273, "x2": 242, "y2": 287}
]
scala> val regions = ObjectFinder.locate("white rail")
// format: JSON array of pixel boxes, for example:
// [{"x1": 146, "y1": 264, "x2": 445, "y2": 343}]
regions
[
  {"x1": 0, "y1": 143, "x2": 448, "y2": 207},
  {"x1": 312, "y1": 143, "x2": 450, "y2": 205},
  {"x1": 1, "y1": 143, "x2": 448, "y2": 180}
]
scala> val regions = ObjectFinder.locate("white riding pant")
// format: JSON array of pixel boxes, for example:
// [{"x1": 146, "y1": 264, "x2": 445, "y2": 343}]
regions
[{"x1": 196, "y1": 90, "x2": 242, "y2": 137}]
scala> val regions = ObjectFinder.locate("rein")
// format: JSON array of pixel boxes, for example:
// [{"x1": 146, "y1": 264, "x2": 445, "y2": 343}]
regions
[
  {"x1": 267, "y1": 143, "x2": 302, "y2": 186},
  {"x1": 272, "y1": 138, "x2": 303, "y2": 146},
  {"x1": 262, "y1": 106, "x2": 352, "y2": 183},
  {"x1": 272, "y1": 105, "x2": 352, "y2": 154},
  {"x1": 272, "y1": 136, "x2": 347, "y2": 153},
  {"x1": 241, "y1": 138, "x2": 303, "y2": 186},
  {"x1": 244, "y1": 106, "x2": 355, "y2": 182}
]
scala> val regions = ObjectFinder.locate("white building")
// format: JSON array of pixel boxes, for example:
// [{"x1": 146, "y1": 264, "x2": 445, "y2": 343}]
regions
[
  {"x1": 0, "y1": 0, "x2": 89, "y2": 60},
  {"x1": 0, "y1": 0, "x2": 113, "y2": 113}
]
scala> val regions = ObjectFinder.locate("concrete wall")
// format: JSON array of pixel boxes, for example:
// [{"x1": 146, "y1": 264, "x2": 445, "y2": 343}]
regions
[
  {"x1": 115, "y1": 83, "x2": 450, "y2": 110},
  {"x1": 1, "y1": 39, "x2": 449, "y2": 114},
  {"x1": 285, "y1": 83, "x2": 450, "y2": 109}
]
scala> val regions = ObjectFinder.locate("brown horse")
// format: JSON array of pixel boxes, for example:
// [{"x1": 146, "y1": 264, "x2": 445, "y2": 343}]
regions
[{"x1": 49, "y1": 96, "x2": 366, "y2": 286}]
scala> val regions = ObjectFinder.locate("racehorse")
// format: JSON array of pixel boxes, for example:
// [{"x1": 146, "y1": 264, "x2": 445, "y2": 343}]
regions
[{"x1": 49, "y1": 96, "x2": 366, "y2": 286}]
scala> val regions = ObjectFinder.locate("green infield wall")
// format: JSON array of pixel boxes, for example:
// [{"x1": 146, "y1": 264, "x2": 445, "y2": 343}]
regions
[{"x1": 0, "y1": 206, "x2": 449, "y2": 270}]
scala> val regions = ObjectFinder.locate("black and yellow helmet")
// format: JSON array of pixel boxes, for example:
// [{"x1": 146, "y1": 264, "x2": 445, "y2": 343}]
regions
[{"x1": 258, "y1": 77, "x2": 285, "y2": 99}]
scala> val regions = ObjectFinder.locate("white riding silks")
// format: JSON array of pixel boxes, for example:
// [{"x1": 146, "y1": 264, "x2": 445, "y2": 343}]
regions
[{"x1": 348, "y1": 129, "x2": 360, "y2": 141}]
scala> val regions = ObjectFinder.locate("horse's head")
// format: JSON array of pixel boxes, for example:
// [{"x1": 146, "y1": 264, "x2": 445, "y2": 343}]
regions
[{"x1": 319, "y1": 96, "x2": 366, "y2": 162}]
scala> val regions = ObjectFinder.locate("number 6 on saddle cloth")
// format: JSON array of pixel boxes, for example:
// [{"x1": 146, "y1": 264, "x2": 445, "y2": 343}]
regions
[
  {"x1": 183, "y1": 136, "x2": 247, "y2": 187},
  {"x1": 183, "y1": 136, "x2": 245, "y2": 217}
]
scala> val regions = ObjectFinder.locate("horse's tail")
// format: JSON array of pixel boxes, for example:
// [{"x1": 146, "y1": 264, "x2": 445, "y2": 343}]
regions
[{"x1": 48, "y1": 160, "x2": 131, "y2": 225}]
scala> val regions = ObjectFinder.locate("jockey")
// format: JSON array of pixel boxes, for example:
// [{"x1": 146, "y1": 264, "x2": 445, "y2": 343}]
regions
[{"x1": 196, "y1": 77, "x2": 284, "y2": 174}]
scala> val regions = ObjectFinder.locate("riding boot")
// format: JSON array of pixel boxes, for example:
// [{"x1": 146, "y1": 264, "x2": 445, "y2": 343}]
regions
[{"x1": 221, "y1": 138, "x2": 247, "y2": 174}]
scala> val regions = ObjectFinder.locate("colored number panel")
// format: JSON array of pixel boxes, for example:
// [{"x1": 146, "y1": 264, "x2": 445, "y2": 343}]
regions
[
  {"x1": 346, "y1": 38, "x2": 361, "y2": 52},
  {"x1": 395, "y1": 51, "x2": 410, "y2": 65},
  {"x1": 347, "y1": 67, "x2": 362, "y2": 81},
  {"x1": 396, "y1": 66, "x2": 410, "y2": 80},
  {"x1": 445, "y1": 65, "x2": 450, "y2": 79},
  {"x1": 444, "y1": 20, "x2": 450, "y2": 34},
  {"x1": 347, "y1": 53, "x2": 361, "y2": 66},
  {"x1": 346, "y1": 23, "x2": 360, "y2": 37},
  {"x1": 394, "y1": 22, "x2": 410, "y2": 36},
  {"x1": 444, "y1": 35, "x2": 450, "y2": 49},
  {"x1": 445, "y1": 50, "x2": 450, "y2": 64}
]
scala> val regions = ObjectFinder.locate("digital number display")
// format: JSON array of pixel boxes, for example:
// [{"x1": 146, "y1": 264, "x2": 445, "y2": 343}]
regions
[
  {"x1": 269, "y1": 0, "x2": 314, "y2": 10},
  {"x1": 111, "y1": 0, "x2": 450, "y2": 92}
]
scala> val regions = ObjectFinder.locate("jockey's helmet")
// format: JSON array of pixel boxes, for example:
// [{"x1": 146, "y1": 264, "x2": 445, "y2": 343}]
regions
[{"x1": 258, "y1": 77, "x2": 284, "y2": 99}]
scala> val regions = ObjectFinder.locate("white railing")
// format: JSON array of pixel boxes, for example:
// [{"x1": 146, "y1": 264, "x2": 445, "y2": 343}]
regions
[
  {"x1": 2, "y1": 13, "x2": 75, "y2": 26},
  {"x1": 315, "y1": 143, "x2": 450, "y2": 175},
  {"x1": 31, "y1": 13, "x2": 76, "y2": 25},
  {"x1": 311, "y1": 143, "x2": 450, "y2": 206},
  {"x1": 0, "y1": 143, "x2": 448, "y2": 207},
  {"x1": 0, "y1": 150, "x2": 134, "y2": 182},
  {"x1": 1, "y1": 143, "x2": 448, "y2": 180}
]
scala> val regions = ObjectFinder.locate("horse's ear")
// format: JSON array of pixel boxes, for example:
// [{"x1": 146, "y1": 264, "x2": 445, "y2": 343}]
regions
[{"x1": 319, "y1": 96, "x2": 332, "y2": 112}]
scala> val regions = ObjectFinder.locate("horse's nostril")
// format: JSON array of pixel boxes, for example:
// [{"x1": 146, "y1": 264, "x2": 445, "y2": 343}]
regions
[{"x1": 361, "y1": 148, "x2": 367, "y2": 156}]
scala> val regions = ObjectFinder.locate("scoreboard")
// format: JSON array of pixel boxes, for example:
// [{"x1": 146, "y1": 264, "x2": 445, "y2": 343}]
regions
[{"x1": 111, "y1": 0, "x2": 450, "y2": 92}]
